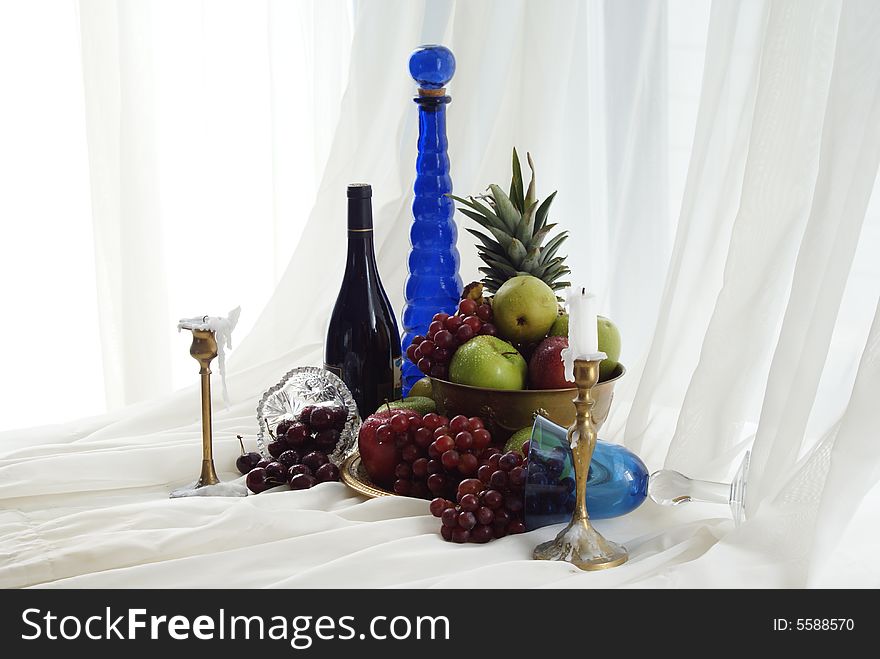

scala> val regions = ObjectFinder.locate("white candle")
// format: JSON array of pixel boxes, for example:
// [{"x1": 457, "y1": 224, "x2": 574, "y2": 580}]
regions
[
  {"x1": 178, "y1": 306, "x2": 241, "y2": 407},
  {"x1": 561, "y1": 287, "x2": 606, "y2": 383}
]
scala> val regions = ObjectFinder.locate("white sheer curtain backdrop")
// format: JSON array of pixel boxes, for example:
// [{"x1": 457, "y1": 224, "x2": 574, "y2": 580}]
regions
[
  {"x1": 1, "y1": 0, "x2": 879, "y2": 589},
  {"x1": 82, "y1": 0, "x2": 354, "y2": 408},
  {"x1": 0, "y1": 0, "x2": 353, "y2": 428},
  {"x1": 619, "y1": 0, "x2": 880, "y2": 586},
  {"x1": 0, "y1": 1, "x2": 103, "y2": 429}
]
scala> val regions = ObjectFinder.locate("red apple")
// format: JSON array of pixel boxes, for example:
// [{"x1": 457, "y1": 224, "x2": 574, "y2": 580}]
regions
[
  {"x1": 528, "y1": 336, "x2": 575, "y2": 389},
  {"x1": 357, "y1": 409, "x2": 421, "y2": 487}
]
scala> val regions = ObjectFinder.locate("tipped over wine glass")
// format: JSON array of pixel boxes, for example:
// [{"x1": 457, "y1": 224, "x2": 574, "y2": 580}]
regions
[{"x1": 524, "y1": 417, "x2": 751, "y2": 527}]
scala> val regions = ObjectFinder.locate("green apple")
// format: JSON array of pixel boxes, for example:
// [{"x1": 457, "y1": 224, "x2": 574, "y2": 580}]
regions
[
  {"x1": 597, "y1": 316, "x2": 621, "y2": 380},
  {"x1": 549, "y1": 313, "x2": 568, "y2": 336},
  {"x1": 549, "y1": 313, "x2": 621, "y2": 380},
  {"x1": 407, "y1": 376, "x2": 433, "y2": 400},
  {"x1": 492, "y1": 275, "x2": 559, "y2": 344},
  {"x1": 504, "y1": 426, "x2": 533, "y2": 454},
  {"x1": 376, "y1": 396, "x2": 435, "y2": 415},
  {"x1": 548, "y1": 313, "x2": 620, "y2": 380},
  {"x1": 448, "y1": 336, "x2": 527, "y2": 390}
]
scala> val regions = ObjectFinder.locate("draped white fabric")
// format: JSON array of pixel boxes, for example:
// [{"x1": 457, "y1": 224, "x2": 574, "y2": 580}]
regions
[{"x1": 1, "y1": 0, "x2": 879, "y2": 589}]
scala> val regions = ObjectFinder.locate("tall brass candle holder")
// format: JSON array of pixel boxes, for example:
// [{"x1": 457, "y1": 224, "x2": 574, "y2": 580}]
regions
[
  {"x1": 533, "y1": 357, "x2": 627, "y2": 570},
  {"x1": 171, "y1": 322, "x2": 247, "y2": 498}
]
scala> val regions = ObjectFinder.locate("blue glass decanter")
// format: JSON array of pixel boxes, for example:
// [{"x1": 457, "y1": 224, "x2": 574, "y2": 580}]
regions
[{"x1": 401, "y1": 45, "x2": 462, "y2": 395}]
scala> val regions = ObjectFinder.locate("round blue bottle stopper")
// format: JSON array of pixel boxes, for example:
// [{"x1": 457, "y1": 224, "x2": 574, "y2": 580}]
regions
[{"x1": 409, "y1": 44, "x2": 455, "y2": 89}]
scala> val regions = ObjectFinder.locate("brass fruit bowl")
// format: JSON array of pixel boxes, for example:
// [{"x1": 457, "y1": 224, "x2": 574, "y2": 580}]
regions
[{"x1": 429, "y1": 363, "x2": 625, "y2": 442}]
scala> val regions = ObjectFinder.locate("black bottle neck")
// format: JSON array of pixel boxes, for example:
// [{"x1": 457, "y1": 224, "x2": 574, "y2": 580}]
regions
[
  {"x1": 345, "y1": 197, "x2": 379, "y2": 276},
  {"x1": 348, "y1": 196, "x2": 373, "y2": 231}
]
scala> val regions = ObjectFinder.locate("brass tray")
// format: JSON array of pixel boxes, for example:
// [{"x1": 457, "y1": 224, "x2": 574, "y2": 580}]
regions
[{"x1": 340, "y1": 451, "x2": 394, "y2": 498}]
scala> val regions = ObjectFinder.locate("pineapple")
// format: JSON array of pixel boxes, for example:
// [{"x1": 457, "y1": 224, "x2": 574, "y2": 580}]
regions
[{"x1": 449, "y1": 149, "x2": 571, "y2": 293}]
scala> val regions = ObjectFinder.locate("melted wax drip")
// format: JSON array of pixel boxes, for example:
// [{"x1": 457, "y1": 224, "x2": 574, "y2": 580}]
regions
[{"x1": 178, "y1": 306, "x2": 241, "y2": 407}]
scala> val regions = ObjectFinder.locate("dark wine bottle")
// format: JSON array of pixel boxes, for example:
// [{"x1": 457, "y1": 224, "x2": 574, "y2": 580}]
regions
[{"x1": 325, "y1": 184, "x2": 402, "y2": 418}]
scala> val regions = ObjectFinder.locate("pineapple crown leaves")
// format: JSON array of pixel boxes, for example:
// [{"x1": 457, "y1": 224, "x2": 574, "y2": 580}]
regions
[{"x1": 448, "y1": 148, "x2": 571, "y2": 292}]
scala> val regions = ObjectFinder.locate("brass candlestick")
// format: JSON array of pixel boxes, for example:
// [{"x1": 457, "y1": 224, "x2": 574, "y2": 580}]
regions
[
  {"x1": 533, "y1": 358, "x2": 627, "y2": 570},
  {"x1": 171, "y1": 325, "x2": 246, "y2": 498},
  {"x1": 192, "y1": 329, "x2": 220, "y2": 488}
]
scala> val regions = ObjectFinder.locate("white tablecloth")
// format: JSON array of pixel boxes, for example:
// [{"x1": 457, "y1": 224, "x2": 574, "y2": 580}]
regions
[{"x1": 2, "y1": 352, "x2": 877, "y2": 589}]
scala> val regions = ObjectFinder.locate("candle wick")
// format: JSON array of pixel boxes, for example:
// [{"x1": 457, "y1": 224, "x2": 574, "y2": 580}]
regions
[{"x1": 581, "y1": 287, "x2": 585, "y2": 295}]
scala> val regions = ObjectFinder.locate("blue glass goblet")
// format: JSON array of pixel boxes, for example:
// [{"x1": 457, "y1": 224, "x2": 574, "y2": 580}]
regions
[
  {"x1": 524, "y1": 416, "x2": 752, "y2": 529},
  {"x1": 524, "y1": 416, "x2": 649, "y2": 530}
]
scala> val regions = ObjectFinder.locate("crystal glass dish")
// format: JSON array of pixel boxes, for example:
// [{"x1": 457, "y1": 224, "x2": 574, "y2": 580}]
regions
[{"x1": 256, "y1": 366, "x2": 361, "y2": 466}]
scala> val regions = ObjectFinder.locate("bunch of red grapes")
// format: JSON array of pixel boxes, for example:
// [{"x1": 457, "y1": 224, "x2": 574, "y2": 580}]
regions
[
  {"x1": 430, "y1": 441, "x2": 530, "y2": 543},
  {"x1": 366, "y1": 409, "x2": 529, "y2": 544},
  {"x1": 362, "y1": 410, "x2": 494, "y2": 500},
  {"x1": 405, "y1": 297, "x2": 496, "y2": 381},
  {"x1": 363, "y1": 408, "x2": 505, "y2": 499},
  {"x1": 238, "y1": 401, "x2": 345, "y2": 493}
]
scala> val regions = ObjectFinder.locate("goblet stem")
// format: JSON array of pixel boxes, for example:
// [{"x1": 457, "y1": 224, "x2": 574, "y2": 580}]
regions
[
  {"x1": 533, "y1": 359, "x2": 628, "y2": 570},
  {"x1": 648, "y1": 451, "x2": 750, "y2": 526}
]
